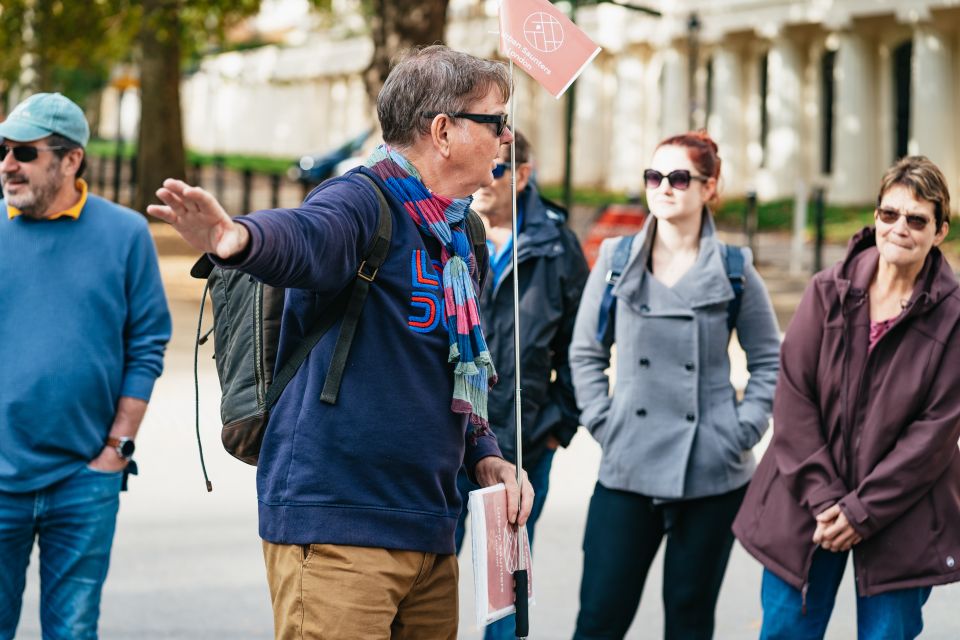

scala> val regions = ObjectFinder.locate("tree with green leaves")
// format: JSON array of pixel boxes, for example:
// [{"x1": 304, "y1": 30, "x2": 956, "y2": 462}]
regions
[
  {"x1": 0, "y1": 0, "x2": 452, "y2": 212},
  {"x1": 0, "y1": 0, "x2": 137, "y2": 115},
  {"x1": 135, "y1": 0, "x2": 263, "y2": 213}
]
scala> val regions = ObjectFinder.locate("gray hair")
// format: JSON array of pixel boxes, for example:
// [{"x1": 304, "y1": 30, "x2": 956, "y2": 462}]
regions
[
  {"x1": 47, "y1": 133, "x2": 87, "y2": 179},
  {"x1": 377, "y1": 45, "x2": 511, "y2": 147}
]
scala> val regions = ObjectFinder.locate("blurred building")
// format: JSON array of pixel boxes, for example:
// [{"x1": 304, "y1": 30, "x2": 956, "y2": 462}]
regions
[
  {"x1": 116, "y1": 0, "x2": 960, "y2": 207},
  {"x1": 463, "y1": 0, "x2": 960, "y2": 206}
]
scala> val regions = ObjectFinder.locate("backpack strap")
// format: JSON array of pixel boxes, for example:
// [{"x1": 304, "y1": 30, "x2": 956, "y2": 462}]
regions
[
  {"x1": 465, "y1": 208, "x2": 487, "y2": 259},
  {"x1": 264, "y1": 173, "x2": 392, "y2": 410},
  {"x1": 722, "y1": 244, "x2": 746, "y2": 333},
  {"x1": 595, "y1": 234, "x2": 635, "y2": 344},
  {"x1": 319, "y1": 174, "x2": 392, "y2": 404}
]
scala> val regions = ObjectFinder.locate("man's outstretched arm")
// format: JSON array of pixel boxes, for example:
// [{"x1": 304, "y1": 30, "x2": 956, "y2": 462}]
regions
[{"x1": 147, "y1": 179, "x2": 250, "y2": 259}]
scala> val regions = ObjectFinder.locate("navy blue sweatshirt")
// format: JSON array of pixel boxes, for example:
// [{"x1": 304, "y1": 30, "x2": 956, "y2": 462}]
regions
[{"x1": 217, "y1": 167, "x2": 502, "y2": 554}]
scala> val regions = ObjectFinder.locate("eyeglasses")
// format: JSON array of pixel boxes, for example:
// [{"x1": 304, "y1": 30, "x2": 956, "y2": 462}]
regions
[
  {"x1": 492, "y1": 162, "x2": 509, "y2": 179},
  {"x1": 875, "y1": 207, "x2": 933, "y2": 231},
  {"x1": 0, "y1": 144, "x2": 67, "y2": 163},
  {"x1": 643, "y1": 169, "x2": 708, "y2": 191},
  {"x1": 423, "y1": 112, "x2": 509, "y2": 137}
]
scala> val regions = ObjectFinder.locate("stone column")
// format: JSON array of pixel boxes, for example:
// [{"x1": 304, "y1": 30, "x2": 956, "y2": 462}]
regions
[
  {"x1": 707, "y1": 45, "x2": 747, "y2": 197},
  {"x1": 573, "y1": 57, "x2": 613, "y2": 188},
  {"x1": 831, "y1": 32, "x2": 878, "y2": 204},
  {"x1": 608, "y1": 53, "x2": 648, "y2": 193},
  {"x1": 911, "y1": 24, "x2": 956, "y2": 199},
  {"x1": 660, "y1": 46, "x2": 689, "y2": 138},
  {"x1": 763, "y1": 37, "x2": 802, "y2": 200}
]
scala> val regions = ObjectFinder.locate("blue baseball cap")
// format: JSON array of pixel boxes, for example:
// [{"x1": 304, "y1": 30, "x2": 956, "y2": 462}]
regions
[{"x1": 0, "y1": 92, "x2": 90, "y2": 147}]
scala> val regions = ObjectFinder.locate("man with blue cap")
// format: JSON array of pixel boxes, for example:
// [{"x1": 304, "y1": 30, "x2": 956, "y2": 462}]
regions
[{"x1": 0, "y1": 92, "x2": 171, "y2": 638}]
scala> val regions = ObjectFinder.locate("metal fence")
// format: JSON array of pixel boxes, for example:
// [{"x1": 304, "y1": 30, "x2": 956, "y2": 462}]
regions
[{"x1": 85, "y1": 154, "x2": 313, "y2": 215}]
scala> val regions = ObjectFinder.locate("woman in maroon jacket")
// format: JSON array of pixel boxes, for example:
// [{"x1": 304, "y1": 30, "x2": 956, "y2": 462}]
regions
[{"x1": 733, "y1": 156, "x2": 960, "y2": 639}]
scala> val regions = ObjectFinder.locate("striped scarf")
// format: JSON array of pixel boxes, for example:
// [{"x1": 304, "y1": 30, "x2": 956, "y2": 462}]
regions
[{"x1": 366, "y1": 145, "x2": 497, "y2": 436}]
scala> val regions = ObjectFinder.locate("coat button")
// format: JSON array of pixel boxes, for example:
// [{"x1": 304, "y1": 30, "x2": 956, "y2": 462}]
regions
[
  {"x1": 948, "y1": 556, "x2": 956, "y2": 568},
  {"x1": 686, "y1": 413, "x2": 695, "y2": 422},
  {"x1": 636, "y1": 409, "x2": 647, "y2": 417},
  {"x1": 641, "y1": 304, "x2": 651, "y2": 312},
  {"x1": 685, "y1": 362, "x2": 695, "y2": 372},
  {"x1": 639, "y1": 358, "x2": 650, "y2": 368}
]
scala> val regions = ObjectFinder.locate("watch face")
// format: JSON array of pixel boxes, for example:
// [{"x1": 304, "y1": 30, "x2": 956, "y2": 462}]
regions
[{"x1": 119, "y1": 439, "x2": 136, "y2": 458}]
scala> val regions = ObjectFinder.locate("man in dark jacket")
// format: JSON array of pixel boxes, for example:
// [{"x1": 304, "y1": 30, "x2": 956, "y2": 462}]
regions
[{"x1": 456, "y1": 130, "x2": 588, "y2": 639}]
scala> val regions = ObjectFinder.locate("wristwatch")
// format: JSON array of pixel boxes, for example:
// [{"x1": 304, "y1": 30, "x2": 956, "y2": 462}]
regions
[{"x1": 107, "y1": 436, "x2": 136, "y2": 460}]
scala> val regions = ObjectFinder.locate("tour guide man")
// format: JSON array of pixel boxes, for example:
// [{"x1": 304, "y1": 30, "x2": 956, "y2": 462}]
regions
[{"x1": 149, "y1": 45, "x2": 533, "y2": 638}]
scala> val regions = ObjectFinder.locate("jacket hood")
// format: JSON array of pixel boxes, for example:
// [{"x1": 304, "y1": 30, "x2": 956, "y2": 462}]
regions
[
  {"x1": 834, "y1": 225, "x2": 959, "y2": 311},
  {"x1": 514, "y1": 182, "x2": 565, "y2": 259}
]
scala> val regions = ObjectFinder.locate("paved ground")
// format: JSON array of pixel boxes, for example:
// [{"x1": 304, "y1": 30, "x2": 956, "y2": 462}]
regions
[{"x1": 11, "y1": 227, "x2": 960, "y2": 639}]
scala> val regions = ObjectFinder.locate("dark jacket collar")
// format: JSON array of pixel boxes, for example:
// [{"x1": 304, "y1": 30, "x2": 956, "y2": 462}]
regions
[
  {"x1": 512, "y1": 182, "x2": 563, "y2": 261},
  {"x1": 834, "y1": 226, "x2": 959, "y2": 315}
]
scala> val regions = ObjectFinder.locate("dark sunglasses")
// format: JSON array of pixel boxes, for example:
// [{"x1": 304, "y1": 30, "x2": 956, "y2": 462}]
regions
[
  {"x1": 423, "y1": 111, "x2": 509, "y2": 137},
  {"x1": 0, "y1": 144, "x2": 66, "y2": 163},
  {"x1": 492, "y1": 162, "x2": 509, "y2": 179},
  {"x1": 643, "y1": 169, "x2": 708, "y2": 191},
  {"x1": 875, "y1": 207, "x2": 932, "y2": 231}
]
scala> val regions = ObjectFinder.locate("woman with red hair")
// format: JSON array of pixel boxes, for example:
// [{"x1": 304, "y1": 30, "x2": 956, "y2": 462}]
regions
[{"x1": 569, "y1": 131, "x2": 781, "y2": 638}]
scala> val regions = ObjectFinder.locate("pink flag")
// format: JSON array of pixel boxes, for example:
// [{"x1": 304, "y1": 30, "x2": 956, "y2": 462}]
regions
[{"x1": 499, "y1": 0, "x2": 602, "y2": 99}]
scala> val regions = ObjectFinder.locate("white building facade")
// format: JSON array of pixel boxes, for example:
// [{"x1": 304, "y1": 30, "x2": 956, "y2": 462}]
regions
[{"x1": 123, "y1": 0, "x2": 960, "y2": 208}]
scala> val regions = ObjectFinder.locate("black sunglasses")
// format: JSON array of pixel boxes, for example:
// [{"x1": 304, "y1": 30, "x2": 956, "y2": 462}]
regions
[
  {"x1": 492, "y1": 162, "x2": 509, "y2": 179},
  {"x1": 0, "y1": 144, "x2": 67, "y2": 163},
  {"x1": 643, "y1": 169, "x2": 708, "y2": 191},
  {"x1": 423, "y1": 112, "x2": 509, "y2": 137},
  {"x1": 875, "y1": 207, "x2": 933, "y2": 231}
]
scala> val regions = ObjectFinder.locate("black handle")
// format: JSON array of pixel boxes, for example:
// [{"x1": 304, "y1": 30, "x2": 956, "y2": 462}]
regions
[{"x1": 513, "y1": 569, "x2": 529, "y2": 638}]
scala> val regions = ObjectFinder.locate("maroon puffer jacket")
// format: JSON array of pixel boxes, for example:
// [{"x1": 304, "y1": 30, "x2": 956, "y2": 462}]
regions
[{"x1": 734, "y1": 227, "x2": 960, "y2": 597}]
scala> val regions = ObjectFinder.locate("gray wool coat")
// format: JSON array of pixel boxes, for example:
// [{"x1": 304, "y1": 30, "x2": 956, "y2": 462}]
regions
[{"x1": 570, "y1": 214, "x2": 781, "y2": 500}]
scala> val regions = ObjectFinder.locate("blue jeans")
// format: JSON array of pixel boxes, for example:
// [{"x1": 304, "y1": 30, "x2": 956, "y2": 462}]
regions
[
  {"x1": 456, "y1": 448, "x2": 555, "y2": 640},
  {"x1": 760, "y1": 548, "x2": 932, "y2": 640},
  {"x1": 0, "y1": 466, "x2": 122, "y2": 640}
]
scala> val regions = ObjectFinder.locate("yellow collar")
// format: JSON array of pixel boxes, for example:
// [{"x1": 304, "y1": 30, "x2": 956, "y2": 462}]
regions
[{"x1": 7, "y1": 179, "x2": 88, "y2": 220}]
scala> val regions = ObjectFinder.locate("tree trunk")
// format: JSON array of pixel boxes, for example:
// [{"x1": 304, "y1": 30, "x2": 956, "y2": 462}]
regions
[
  {"x1": 364, "y1": 0, "x2": 450, "y2": 103},
  {"x1": 135, "y1": 0, "x2": 186, "y2": 215}
]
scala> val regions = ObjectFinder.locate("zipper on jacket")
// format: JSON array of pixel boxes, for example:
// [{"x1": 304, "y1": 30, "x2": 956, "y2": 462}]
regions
[
  {"x1": 847, "y1": 294, "x2": 923, "y2": 480},
  {"x1": 253, "y1": 282, "x2": 265, "y2": 406},
  {"x1": 799, "y1": 543, "x2": 819, "y2": 616}
]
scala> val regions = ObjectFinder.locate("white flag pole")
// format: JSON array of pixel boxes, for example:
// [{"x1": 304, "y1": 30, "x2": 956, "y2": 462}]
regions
[{"x1": 508, "y1": 58, "x2": 529, "y2": 640}]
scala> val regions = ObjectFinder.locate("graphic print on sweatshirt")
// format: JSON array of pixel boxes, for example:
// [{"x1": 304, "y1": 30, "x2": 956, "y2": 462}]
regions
[{"x1": 408, "y1": 249, "x2": 448, "y2": 334}]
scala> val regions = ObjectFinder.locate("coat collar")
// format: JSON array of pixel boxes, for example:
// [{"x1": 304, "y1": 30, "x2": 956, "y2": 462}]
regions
[
  {"x1": 613, "y1": 209, "x2": 736, "y2": 312},
  {"x1": 833, "y1": 226, "x2": 959, "y2": 317}
]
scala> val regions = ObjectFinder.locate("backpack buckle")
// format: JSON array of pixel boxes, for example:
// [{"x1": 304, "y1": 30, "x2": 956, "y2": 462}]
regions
[
  {"x1": 605, "y1": 269, "x2": 621, "y2": 285},
  {"x1": 357, "y1": 260, "x2": 379, "y2": 282}
]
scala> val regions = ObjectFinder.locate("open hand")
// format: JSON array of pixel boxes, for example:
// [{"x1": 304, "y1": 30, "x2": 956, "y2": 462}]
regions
[{"x1": 146, "y1": 179, "x2": 249, "y2": 259}]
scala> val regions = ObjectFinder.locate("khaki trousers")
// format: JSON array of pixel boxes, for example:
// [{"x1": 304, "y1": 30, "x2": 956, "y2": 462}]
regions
[{"x1": 262, "y1": 541, "x2": 458, "y2": 640}]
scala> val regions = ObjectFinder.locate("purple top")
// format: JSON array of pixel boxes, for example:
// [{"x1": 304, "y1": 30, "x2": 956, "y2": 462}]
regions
[{"x1": 869, "y1": 316, "x2": 899, "y2": 352}]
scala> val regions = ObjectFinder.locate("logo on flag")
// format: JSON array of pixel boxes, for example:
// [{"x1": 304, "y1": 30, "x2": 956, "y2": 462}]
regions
[
  {"x1": 524, "y1": 12, "x2": 563, "y2": 53},
  {"x1": 500, "y1": 0, "x2": 601, "y2": 99}
]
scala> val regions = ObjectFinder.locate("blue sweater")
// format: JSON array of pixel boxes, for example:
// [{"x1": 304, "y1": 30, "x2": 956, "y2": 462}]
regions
[
  {"x1": 219, "y1": 167, "x2": 502, "y2": 554},
  {"x1": 0, "y1": 195, "x2": 171, "y2": 492}
]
